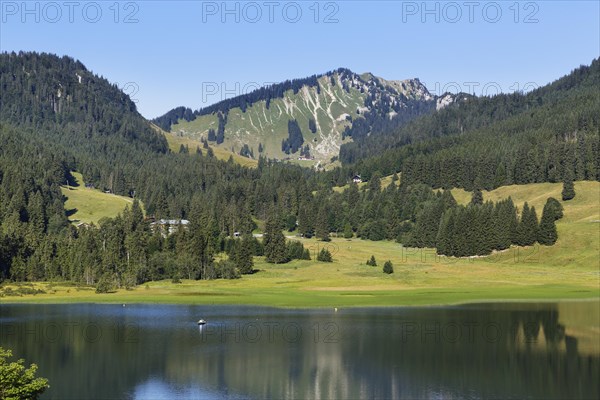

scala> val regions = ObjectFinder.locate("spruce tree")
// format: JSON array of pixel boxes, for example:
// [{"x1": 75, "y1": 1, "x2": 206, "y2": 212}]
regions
[
  {"x1": 479, "y1": 202, "x2": 495, "y2": 255},
  {"x1": 516, "y1": 203, "x2": 529, "y2": 246},
  {"x1": 517, "y1": 202, "x2": 539, "y2": 246},
  {"x1": 235, "y1": 234, "x2": 254, "y2": 274},
  {"x1": 343, "y1": 223, "x2": 353, "y2": 239},
  {"x1": 383, "y1": 260, "x2": 393, "y2": 274},
  {"x1": 505, "y1": 198, "x2": 519, "y2": 246},
  {"x1": 263, "y1": 215, "x2": 289, "y2": 263},
  {"x1": 470, "y1": 188, "x2": 483, "y2": 205},
  {"x1": 298, "y1": 205, "x2": 314, "y2": 238},
  {"x1": 315, "y1": 206, "x2": 331, "y2": 242},
  {"x1": 441, "y1": 190, "x2": 458, "y2": 208},
  {"x1": 469, "y1": 204, "x2": 489, "y2": 255},
  {"x1": 452, "y1": 207, "x2": 469, "y2": 257},
  {"x1": 561, "y1": 176, "x2": 575, "y2": 201},
  {"x1": 493, "y1": 199, "x2": 516, "y2": 250},
  {"x1": 286, "y1": 240, "x2": 307, "y2": 260},
  {"x1": 435, "y1": 211, "x2": 452, "y2": 256},
  {"x1": 131, "y1": 198, "x2": 144, "y2": 226},
  {"x1": 408, "y1": 199, "x2": 445, "y2": 248},
  {"x1": 528, "y1": 206, "x2": 540, "y2": 245},
  {"x1": 368, "y1": 172, "x2": 382, "y2": 192},
  {"x1": 538, "y1": 199, "x2": 558, "y2": 245},
  {"x1": 302, "y1": 249, "x2": 311, "y2": 260},
  {"x1": 317, "y1": 248, "x2": 332, "y2": 262},
  {"x1": 545, "y1": 197, "x2": 564, "y2": 220},
  {"x1": 366, "y1": 255, "x2": 377, "y2": 266},
  {"x1": 464, "y1": 206, "x2": 479, "y2": 256}
]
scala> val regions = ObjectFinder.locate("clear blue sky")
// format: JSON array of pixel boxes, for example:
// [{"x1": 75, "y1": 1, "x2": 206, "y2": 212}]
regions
[{"x1": 1, "y1": 1, "x2": 598, "y2": 118}]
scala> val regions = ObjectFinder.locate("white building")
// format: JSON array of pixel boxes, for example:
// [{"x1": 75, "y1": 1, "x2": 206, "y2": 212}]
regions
[{"x1": 150, "y1": 219, "x2": 190, "y2": 236}]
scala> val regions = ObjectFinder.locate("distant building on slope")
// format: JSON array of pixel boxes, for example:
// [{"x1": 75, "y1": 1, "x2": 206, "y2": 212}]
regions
[
  {"x1": 150, "y1": 219, "x2": 190, "y2": 237},
  {"x1": 352, "y1": 175, "x2": 362, "y2": 184}
]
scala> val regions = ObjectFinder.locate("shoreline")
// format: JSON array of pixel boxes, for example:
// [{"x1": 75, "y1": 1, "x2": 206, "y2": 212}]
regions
[
  {"x1": 2, "y1": 298, "x2": 599, "y2": 308},
  {"x1": 2, "y1": 285, "x2": 598, "y2": 309}
]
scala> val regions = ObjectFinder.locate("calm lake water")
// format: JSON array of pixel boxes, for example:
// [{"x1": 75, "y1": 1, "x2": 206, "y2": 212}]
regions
[{"x1": 0, "y1": 302, "x2": 598, "y2": 399}]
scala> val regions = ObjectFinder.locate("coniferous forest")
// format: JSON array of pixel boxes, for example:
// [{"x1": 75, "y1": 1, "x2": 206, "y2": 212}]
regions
[
  {"x1": 0, "y1": 52, "x2": 598, "y2": 290},
  {"x1": 337, "y1": 59, "x2": 599, "y2": 190}
]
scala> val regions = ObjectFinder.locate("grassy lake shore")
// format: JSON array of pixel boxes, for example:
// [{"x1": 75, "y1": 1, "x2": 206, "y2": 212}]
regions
[{"x1": 3, "y1": 182, "x2": 598, "y2": 308}]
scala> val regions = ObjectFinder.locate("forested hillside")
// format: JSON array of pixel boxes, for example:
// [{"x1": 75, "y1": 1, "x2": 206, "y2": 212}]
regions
[
  {"x1": 0, "y1": 52, "x2": 265, "y2": 216},
  {"x1": 154, "y1": 68, "x2": 447, "y2": 163},
  {"x1": 337, "y1": 59, "x2": 599, "y2": 190},
  {"x1": 0, "y1": 52, "x2": 316, "y2": 285},
  {"x1": 0, "y1": 52, "x2": 597, "y2": 290}
]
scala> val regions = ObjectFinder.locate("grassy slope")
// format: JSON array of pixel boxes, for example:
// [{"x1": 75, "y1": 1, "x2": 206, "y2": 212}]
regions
[
  {"x1": 6, "y1": 181, "x2": 599, "y2": 307},
  {"x1": 61, "y1": 172, "x2": 137, "y2": 225},
  {"x1": 453, "y1": 181, "x2": 600, "y2": 273},
  {"x1": 170, "y1": 74, "x2": 362, "y2": 162},
  {"x1": 156, "y1": 123, "x2": 258, "y2": 168}
]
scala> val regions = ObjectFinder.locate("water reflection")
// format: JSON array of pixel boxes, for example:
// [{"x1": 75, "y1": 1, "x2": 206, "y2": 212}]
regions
[{"x1": 0, "y1": 302, "x2": 598, "y2": 399}]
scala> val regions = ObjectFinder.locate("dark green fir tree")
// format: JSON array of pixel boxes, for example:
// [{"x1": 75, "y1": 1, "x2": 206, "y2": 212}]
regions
[
  {"x1": 263, "y1": 215, "x2": 289, "y2": 263},
  {"x1": 538, "y1": 199, "x2": 559, "y2": 245},
  {"x1": 470, "y1": 188, "x2": 484, "y2": 205},
  {"x1": 561, "y1": 175, "x2": 576, "y2": 201},
  {"x1": 383, "y1": 260, "x2": 394, "y2": 274}
]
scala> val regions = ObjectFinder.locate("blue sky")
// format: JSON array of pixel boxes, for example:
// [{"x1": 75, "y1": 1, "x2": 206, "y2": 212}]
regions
[{"x1": 1, "y1": 1, "x2": 598, "y2": 118}]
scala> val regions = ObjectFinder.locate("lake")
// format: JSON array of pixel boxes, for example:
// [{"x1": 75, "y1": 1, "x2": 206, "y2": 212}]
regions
[{"x1": 0, "y1": 302, "x2": 598, "y2": 399}]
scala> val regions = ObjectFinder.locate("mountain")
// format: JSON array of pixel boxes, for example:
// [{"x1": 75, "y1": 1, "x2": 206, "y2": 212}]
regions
[
  {"x1": 0, "y1": 51, "x2": 172, "y2": 194},
  {"x1": 153, "y1": 69, "x2": 462, "y2": 165},
  {"x1": 0, "y1": 52, "x2": 260, "y2": 217},
  {"x1": 1, "y1": 51, "x2": 598, "y2": 287},
  {"x1": 0, "y1": 52, "x2": 168, "y2": 154},
  {"x1": 339, "y1": 59, "x2": 600, "y2": 166},
  {"x1": 329, "y1": 58, "x2": 600, "y2": 190}
]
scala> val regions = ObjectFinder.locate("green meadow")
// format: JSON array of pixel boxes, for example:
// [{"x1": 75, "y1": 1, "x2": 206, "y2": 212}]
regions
[
  {"x1": 5, "y1": 181, "x2": 599, "y2": 307},
  {"x1": 61, "y1": 172, "x2": 138, "y2": 225},
  {"x1": 153, "y1": 123, "x2": 259, "y2": 167},
  {"x1": 169, "y1": 74, "x2": 363, "y2": 162}
]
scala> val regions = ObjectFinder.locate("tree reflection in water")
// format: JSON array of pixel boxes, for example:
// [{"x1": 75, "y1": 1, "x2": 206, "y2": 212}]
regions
[{"x1": 0, "y1": 302, "x2": 597, "y2": 399}]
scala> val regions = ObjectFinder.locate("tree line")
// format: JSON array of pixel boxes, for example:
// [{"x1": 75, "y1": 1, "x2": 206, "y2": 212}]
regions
[
  {"x1": 408, "y1": 193, "x2": 562, "y2": 257},
  {"x1": 152, "y1": 69, "x2": 344, "y2": 131},
  {"x1": 336, "y1": 59, "x2": 599, "y2": 191},
  {"x1": 0, "y1": 52, "x2": 592, "y2": 287}
]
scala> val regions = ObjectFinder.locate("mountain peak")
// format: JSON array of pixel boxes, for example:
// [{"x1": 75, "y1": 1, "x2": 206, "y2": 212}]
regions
[
  {"x1": 374, "y1": 76, "x2": 433, "y2": 102},
  {"x1": 154, "y1": 68, "x2": 444, "y2": 165}
]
